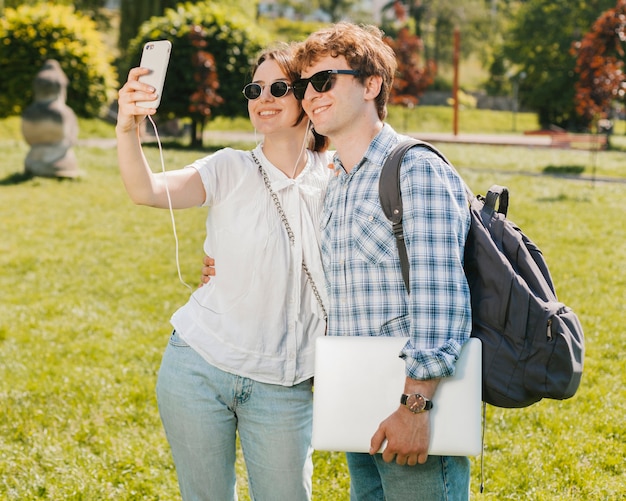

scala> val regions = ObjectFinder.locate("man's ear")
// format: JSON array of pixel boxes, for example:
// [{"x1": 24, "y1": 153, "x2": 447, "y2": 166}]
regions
[{"x1": 363, "y1": 74, "x2": 383, "y2": 101}]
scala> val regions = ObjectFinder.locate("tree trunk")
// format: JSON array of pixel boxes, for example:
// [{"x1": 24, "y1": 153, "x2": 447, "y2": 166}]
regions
[{"x1": 190, "y1": 117, "x2": 205, "y2": 149}]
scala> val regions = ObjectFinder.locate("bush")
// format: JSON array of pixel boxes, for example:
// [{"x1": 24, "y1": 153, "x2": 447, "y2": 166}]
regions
[
  {"x1": 0, "y1": 3, "x2": 117, "y2": 118},
  {"x1": 123, "y1": 2, "x2": 270, "y2": 123}
]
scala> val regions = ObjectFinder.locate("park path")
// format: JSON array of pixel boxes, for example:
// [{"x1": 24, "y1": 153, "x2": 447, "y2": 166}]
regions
[{"x1": 78, "y1": 131, "x2": 554, "y2": 149}]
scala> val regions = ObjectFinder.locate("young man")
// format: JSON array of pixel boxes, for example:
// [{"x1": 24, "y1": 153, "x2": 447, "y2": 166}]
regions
[{"x1": 292, "y1": 23, "x2": 473, "y2": 500}]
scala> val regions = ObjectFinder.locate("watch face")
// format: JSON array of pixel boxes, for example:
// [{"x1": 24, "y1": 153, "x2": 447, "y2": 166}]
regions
[{"x1": 406, "y1": 394, "x2": 426, "y2": 413}]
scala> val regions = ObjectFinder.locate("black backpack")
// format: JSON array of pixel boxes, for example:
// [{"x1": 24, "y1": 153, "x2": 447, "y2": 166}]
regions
[{"x1": 379, "y1": 139, "x2": 585, "y2": 408}]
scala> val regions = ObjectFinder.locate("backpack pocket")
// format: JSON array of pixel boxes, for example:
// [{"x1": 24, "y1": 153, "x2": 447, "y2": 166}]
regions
[{"x1": 525, "y1": 303, "x2": 585, "y2": 401}]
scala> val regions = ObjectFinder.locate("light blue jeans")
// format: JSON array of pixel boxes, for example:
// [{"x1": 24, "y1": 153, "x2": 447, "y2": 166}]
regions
[
  {"x1": 156, "y1": 330, "x2": 314, "y2": 501},
  {"x1": 346, "y1": 452, "x2": 470, "y2": 501}
]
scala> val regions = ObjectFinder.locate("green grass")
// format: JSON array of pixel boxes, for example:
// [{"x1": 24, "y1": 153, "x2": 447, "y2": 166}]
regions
[
  {"x1": 387, "y1": 105, "x2": 541, "y2": 134},
  {"x1": 200, "y1": 104, "x2": 542, "y2": 135},
  {"x1": 1, "y1": 113, "x2": 625, "y2": 500}
]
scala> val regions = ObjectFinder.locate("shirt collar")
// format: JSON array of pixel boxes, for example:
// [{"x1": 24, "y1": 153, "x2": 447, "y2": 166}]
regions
[
  {"x1": 365, "y1": 123, "x2": 400, "y2": 167},
  {"x1": 331, "y1": 123, "x2": 400, "y2": 176},
  {"x1": 254, "y1": 144, "x2": 311, "y2": 192}
]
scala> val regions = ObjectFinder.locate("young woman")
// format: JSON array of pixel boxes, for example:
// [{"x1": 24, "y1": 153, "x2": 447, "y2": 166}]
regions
[{"x1": 116, "y1": 44, "x2": 332, "y2": 501}]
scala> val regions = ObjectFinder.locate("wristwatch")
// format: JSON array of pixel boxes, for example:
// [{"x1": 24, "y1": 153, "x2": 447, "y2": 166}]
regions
[{"x1": 400, "y1": 393, "x2": 433, "y2": 413}]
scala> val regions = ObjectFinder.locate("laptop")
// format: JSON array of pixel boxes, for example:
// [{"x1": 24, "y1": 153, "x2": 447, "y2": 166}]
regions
[{"x1": 312, "y1": 336, "x2": 482, "y2": 456}]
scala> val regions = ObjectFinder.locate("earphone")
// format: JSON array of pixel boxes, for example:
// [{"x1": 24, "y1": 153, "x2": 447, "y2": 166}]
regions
[
  {"x1": 145, "y1": 114, "x2": 311, "y2": 292},
  {"x1": 291, "y1": 119, "x2": 310, "y2": 178},
  {"x1": 253, "y1": 118, "x2": 311, "y2": 179},
  {"x1": 147, "y1": 114, "x2": 193, "y2": 291}
]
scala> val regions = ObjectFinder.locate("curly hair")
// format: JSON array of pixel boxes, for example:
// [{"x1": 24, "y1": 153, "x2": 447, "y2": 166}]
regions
[{"x1": 294, "y1": 23, "x2": 397, "y2": 121}]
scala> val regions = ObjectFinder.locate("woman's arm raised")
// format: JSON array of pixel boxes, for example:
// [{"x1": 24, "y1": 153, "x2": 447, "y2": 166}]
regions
[{"x1": 116, "y1": 67, "x2": 205, "y2": 209}]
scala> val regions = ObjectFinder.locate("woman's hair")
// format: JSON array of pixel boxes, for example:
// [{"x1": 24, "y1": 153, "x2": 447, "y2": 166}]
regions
[
  {"x1": 251, "y1": 44, "x2": 329, "y2": 152},
  {"x1": 294, "y1": 23, "x2": 397, "y2": 121}
]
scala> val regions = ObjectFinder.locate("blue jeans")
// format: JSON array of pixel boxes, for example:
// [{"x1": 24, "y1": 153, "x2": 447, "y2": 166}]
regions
[
  {"x1": 156, "y1": 330, "x2": 314, "y2": 501},
  {"x1": 346, "y1": 452, "x2": 470, "y2": 501}
]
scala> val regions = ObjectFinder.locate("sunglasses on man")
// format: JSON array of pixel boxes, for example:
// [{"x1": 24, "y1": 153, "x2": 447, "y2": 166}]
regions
[
  {"x1": 292, "y1": 70, "x2": 361, "y2": 100},
  {"x1": 242, "y1": 81, "x2": 292, "y2": 101}
]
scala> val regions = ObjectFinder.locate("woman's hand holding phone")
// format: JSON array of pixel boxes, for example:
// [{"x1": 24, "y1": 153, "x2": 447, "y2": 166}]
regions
[
  {"x1": 136, "y1": 40, "x2": 172, "y2": 109},
  {"x1": 116, "y1": 40, "x2": 172, "y2": 133}
]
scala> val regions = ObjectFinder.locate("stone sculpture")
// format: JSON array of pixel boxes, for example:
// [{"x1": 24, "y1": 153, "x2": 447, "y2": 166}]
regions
[{"x1": 21, "y1": 59, "x2": 80, "y2": 178}]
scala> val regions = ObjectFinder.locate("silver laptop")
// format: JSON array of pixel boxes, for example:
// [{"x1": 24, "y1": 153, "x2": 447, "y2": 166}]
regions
[{"x1": 312, "y1": 336, "x2": 482, "y2": 456}]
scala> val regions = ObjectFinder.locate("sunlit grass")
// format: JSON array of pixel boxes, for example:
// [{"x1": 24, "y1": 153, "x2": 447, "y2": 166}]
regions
[{"x1": 1, "y1": 116, "x2": 625, "y2": 499}]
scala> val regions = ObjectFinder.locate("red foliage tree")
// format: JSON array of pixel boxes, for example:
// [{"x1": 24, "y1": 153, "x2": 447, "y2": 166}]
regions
[
  {"x1": 385, "y1": 26, "x2": 436, "y2": 107},
  {"x1": 188, "y1": 25, "x2": 224, "y2": 147},
  {"x1": 572, "y1": 0, "x2": 626, "y2": 126}
]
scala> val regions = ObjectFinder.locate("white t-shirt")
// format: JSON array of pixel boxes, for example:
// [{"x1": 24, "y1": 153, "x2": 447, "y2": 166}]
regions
[{"x1": 171, "y1": 144, "x2": 333, "y2": 386}]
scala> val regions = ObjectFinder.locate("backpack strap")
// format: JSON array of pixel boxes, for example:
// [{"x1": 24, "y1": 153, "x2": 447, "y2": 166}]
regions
[
  {"x1": 379, "y1": 141, "x2": 415, "y2": 292},
  {"x1": 379, "y1": 138, "x2": 454, "y2": 293},
  {"x1": 484, "y1": 185, "x2": 509, "y2": 216}
]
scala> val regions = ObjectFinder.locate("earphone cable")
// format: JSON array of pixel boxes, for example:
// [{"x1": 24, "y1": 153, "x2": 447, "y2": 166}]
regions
[{"x1": 147, "y1": 114, "x2": 193, "y2": 291}]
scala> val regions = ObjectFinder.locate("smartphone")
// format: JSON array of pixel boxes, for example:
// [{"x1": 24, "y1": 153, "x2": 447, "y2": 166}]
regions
[{"x1": 137, "y1": 40, "x2": 172, "y2": 109}]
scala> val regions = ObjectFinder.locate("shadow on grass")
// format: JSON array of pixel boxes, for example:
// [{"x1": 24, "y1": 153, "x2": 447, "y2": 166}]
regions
[
  {"x1": 536, "y1": 192, "x2": 592, "y2": 203},
  {"x1": 141, "y1": 140, "x2": 255, "y2": 154},
  {"x1": 141, "y1": 139, "x2": 223, "y2": 153},
  {"x1": 543, "y1": 165, "x2": 586, "y2": 176},
  {"x1": 0, "y1": 171, "x2": 80, "y2": 186},
  {"x1": 0, "y1": 171, "x2": 33, "y2": 185}
]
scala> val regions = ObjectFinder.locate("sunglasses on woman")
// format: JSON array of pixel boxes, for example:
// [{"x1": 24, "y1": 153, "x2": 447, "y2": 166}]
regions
[
  {"x1": 242, "y1": 81, "x2": 292, "y2": 100},
  {"x1": 292, "y1": 70, "x2": 361, "y2": 100}
]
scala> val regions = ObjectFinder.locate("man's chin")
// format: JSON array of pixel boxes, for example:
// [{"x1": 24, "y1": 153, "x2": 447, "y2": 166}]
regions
[{"x1": 310, "y1": 121, "x2": 328, "y2": 135}]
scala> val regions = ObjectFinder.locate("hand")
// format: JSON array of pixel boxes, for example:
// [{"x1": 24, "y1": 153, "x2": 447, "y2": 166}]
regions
[
  {"x1": 116, "y1": 67, "x2": 158, "y2": 133},
  {"x1": 199, "y1": 255, "x2": 215, "y2": 287},
  {"x1": 369, "y1": 406, "x2": 431, "y2": 466}
]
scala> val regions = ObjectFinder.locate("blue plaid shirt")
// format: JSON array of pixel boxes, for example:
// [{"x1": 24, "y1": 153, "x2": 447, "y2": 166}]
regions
[{"x1": 321, "y1": 124, "x2": 471, "y2": 380}]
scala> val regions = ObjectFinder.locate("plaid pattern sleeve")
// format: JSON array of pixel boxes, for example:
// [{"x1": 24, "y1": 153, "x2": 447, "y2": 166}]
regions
[{"x1": 321, "y1": 125, "x2": 471, "y2": 380}]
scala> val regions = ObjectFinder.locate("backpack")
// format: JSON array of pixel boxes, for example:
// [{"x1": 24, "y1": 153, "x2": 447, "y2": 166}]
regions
[{"x1": 379, "y1": 139, "x2": 585, "y2": 408}]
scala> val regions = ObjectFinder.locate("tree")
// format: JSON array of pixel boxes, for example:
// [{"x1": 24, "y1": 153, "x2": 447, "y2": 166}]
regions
[
  {"x1": 382, "y1": 0, "x2": 494, "y2": 70},
  {"x1": 119, "y1": 0, "x2": 182, "y2": 53},
  {"x1": 382, "y1": 0, "x2": 428, "y2": 37},
  {"x1": 0, "y1": 3, "x2": 117, "y2": 118},
  {"x1": 317, "y1": 0, "x2": 358, "y2": 21},
  {"x1": 3, "y1": 0, "x2": 112, "y2": 30},
  {"x1": 119, "y1": 1, "x2": 260, "y2": 54},
  {"x1": 378, "y1": 2, "x2": 435, "y2": 112},
  {"x1": 385, "y1": 27, "x2": 435, "y2": 106},
  {"x1": 503, "y1": 0, "x2": 616, "y2": 130},
  {"x1": 572, "y1": 0, "x2": 626, "y2": 127},
  {"x1": 125, "y1": 3, "x2": 269, "y2": 147},
  {"x1": 187, "y1": 25, "x2": 225, "y2": 148},
  {"x1": 3, "y1": 0, "x2": 107, "y2": 8}
]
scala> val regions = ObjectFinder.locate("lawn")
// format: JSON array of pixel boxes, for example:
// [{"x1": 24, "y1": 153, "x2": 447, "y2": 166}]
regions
[{"x1": 1, "y1": 111, "x2": 625, "y2": 500}]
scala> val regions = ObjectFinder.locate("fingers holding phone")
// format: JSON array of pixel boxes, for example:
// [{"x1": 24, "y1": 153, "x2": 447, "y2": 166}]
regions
[
  {"x1": 116, "y1": 40, "x2": 172, "y2": 131},
  {"x1": 137, "y1": 40, "x2": 172, "y2": 109},
  {"x1": 116, "y1": 69, "x2": 155, "y2": 132}
]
